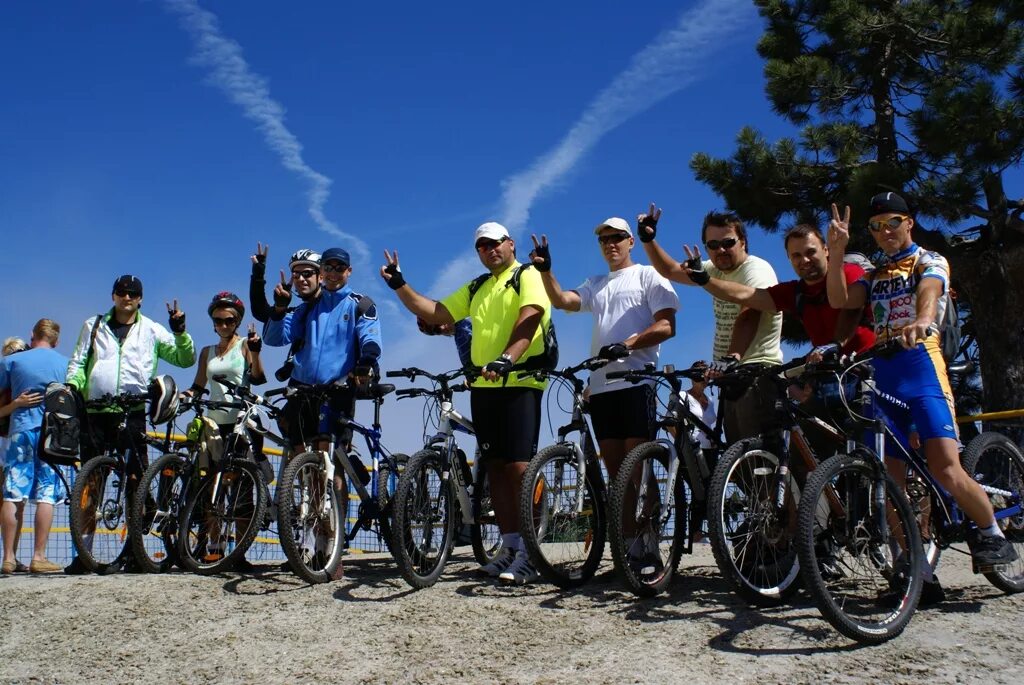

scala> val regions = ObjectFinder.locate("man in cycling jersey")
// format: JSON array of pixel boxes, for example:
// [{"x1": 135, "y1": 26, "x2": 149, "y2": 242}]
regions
[
  {"x1": 826, "y1": 192, "x2": 1017, "y2": 571},
  {"x1": 64, "y1": 275, "x2": 195, "y2": 573},
  {"x1": 640, "y1": 205, "x2": 783, "y2": 442},
  {"x1": 381, "y1": 222, "x2": 552, "y2": 585}
]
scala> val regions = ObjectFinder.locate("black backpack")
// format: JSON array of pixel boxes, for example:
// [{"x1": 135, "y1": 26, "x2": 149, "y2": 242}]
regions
[
  {"x1": 467, "y1": 264, "x2": 558, "y2": 371},
  {"x1": 39, "y1": 383, "x2": 86, "y2": 466}
]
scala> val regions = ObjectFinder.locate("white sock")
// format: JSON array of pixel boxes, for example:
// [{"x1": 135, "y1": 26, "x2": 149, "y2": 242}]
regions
[{"x1": 979, "y1": 523, "x2": 1005, "y2": 539}]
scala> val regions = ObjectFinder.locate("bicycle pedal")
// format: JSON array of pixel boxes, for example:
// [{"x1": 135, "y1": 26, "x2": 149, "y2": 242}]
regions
[{"x1": 972, "y1": 561, "x2": 1007, "y2": 574}]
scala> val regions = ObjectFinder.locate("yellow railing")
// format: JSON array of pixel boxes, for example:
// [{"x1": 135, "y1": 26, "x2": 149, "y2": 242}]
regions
[
  {"x1": 956, "y1": 408, "x2": 1024, "y2": 424},
  {"x1": 146, "y1": 431, "x2": 285, "y2": 457}
]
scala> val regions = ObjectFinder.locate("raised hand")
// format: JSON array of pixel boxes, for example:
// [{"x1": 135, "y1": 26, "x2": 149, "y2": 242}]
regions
[
  {"x1": 251, "y1": 242, "x2": 269, "y2": 277},
  {"x1": 380, "y1": 249, "x2": 406, "y2": 290},
  {"x1": 682, "y1": 245, "x2": 710, "y2": 284},
  {"x1": 166, "y1": 299, "x2": 186, "y2": 334},
  {"x1": 828, "y1": 203, "x2": 852, "y2": 253},
  {"x1": 637, "y1": 202, "x2": 662, "y2": 243},
  {"x1": 273, "y1": 270, "x2": 293, "y2": 308},
  {"x1": 530, "y1": 234, "x2": 551, "y2": 272},
  {"x1": 246, "y1": 322, "x2": 262, "y2": 353}
]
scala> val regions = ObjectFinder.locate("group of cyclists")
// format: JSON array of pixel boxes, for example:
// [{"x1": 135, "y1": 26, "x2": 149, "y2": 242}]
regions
[{"x1": 0, "y1": 192, "x2": 1018, "y2": 623}]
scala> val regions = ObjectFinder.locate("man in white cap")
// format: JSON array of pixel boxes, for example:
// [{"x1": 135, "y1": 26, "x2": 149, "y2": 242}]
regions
[{"x1": 381, "y1": 222, "x2": 553, "y2": 585}]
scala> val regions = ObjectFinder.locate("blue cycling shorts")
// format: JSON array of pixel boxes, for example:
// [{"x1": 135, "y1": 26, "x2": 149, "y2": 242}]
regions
[{"x1": 871, "y1": 339, "x2": 958, "y2": 443}]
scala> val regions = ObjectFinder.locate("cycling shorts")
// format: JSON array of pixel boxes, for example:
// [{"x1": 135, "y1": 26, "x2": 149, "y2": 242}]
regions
[
  {"x1": 83, "y1": 411, "x2": 149, "y2": 477},
  {"x1": 283, "y1": 385, "x2": 356, "y2": 449},
  {"x1": 588, "y1": 385, "x2": 656, "y2": 442},
  {"x1": 470, "y1": 387, "x2": 543, "y2": 463},
  {"x1": 871, "y1": 341, "x2": 958, "y2": 443}
]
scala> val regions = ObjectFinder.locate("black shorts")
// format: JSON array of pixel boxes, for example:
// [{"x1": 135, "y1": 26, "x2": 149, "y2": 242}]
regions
[
  {"x1": 587, "y1": 385, "x2": 657, "y2": 442},
  {"x1": 282, "y1": 384, "x2": 356, "y2": 449},
  {"x1": 83, "y1": 410, "x2": 148, "y2": 477},
  {"x1": 470, "y1": 387, "x2": 543, "y2": 463}
]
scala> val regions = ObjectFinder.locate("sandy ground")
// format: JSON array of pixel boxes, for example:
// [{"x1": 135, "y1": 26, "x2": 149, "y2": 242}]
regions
[{"x1": 1, "y1": 545, "x2": 1021, "y2": 685}]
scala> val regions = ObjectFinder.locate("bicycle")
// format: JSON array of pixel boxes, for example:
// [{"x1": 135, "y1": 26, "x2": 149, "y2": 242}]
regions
[
  {"x1": 175, "y1": 379, "x2": 288, "y2": 575},
  {"x1": 794, "y1": 339, "x2": 1024, "y2": 643},
  {"x1": 68, "y1": 392, "x2": 168, "y2": 574},
  {"x1": 516, "y1": 355, "x2": 608, "y2": 588},
  {"x1": 706, "y1": 357, "x2": 849, "y2": 605},
  {"x1": 604, "y1": 362, "x2": 725, "y2": 597},
  {"x1": 386, "y1": 366, "x2": 498, "y2": 589},
  {"x1": 276, "y1": 380, "x2": 406, "y2": 584}
]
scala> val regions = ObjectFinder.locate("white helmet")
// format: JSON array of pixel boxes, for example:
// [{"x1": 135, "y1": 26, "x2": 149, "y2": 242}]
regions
[
  {"x1": 148, "y1": 375, "x2": 179, "y2": 425},
  {"x1": 289, "y1": 249, "x2": 321, "y2": 271}
]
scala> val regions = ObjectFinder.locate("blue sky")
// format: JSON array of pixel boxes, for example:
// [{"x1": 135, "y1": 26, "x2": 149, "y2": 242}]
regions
[{"x1": 3, "y1": 1, "x2": 1018, "y2": 452}]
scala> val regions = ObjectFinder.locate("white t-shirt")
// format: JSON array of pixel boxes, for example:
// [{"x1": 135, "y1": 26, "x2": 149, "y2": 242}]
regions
[
  {"x1": 574, "y1": 264, "x2": 680, "y2": 396},
  {"x1": 684, "y1": 392, "x2": 717, "y2": 449},
  {"x1": 706, "y1": 255, "x2": 783, "y2": 365}
]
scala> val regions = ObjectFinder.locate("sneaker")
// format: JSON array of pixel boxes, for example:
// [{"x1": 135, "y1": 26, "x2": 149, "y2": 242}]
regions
[
  {"x1": 498, "y1": 550, "x2": 539, "y2": 585},
  {"x1": 627, "y1": 535, "x2": 664, "y2": 577},
  {"x1": 476, "y1": 547, "x2": 515, "y2": 577},
  {"x1": 967, "y1": 529, "x2": 1019, "y2": 572},
  {"x1": 920, "y1": 576, "x2": 946, "y2": 606},
  {"x1": 29, "y1": 559, "x2": 62, "y2": 574},
  {"x1": 63, "y1": 558, "x2": 91, "y2": 575}
]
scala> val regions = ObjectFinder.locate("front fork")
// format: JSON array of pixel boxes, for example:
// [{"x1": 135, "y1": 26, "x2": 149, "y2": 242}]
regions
[{"x1": 635, "y1": 439, "x2": 680, "y2": 524}]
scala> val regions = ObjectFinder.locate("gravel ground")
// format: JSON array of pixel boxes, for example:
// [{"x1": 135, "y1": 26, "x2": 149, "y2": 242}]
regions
[{"x1": 1, "y1": 545, "x2": 1021, "y2": 684}]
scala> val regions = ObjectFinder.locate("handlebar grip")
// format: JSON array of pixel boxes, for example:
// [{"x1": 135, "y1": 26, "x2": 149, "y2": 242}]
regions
[
  {"x1": 385, "y1": 370, "x2": 408, "y2": 379},
  {"x1": 782, "y1": 364, "x2": 807, "y2": 380},
  {"x1": 395, "y1": 388, "x2": 419, "y2": 398}
]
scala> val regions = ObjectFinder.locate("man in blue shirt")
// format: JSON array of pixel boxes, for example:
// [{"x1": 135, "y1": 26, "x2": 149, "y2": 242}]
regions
[{"x1": 0, "y1": 320, "x2": 69, "y2": 574}]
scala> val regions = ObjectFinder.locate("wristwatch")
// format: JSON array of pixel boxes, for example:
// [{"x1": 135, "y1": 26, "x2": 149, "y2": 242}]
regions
[{"x1": 500, "y1": 353, "x2": 513, "y2": 363}]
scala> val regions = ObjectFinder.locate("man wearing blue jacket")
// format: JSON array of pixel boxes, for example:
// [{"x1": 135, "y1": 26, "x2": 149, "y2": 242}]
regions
[{"x1": 264, "y1": 247, "x2": 382, "y2": 451}]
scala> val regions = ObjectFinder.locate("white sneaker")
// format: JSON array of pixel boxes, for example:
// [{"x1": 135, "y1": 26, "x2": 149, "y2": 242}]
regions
[
  {"x1": 498, "y1": 550, "x2": 540, "y2": 585},
  {"x1": 477, "y1": 547, "x2": 516, "y2": 577}
]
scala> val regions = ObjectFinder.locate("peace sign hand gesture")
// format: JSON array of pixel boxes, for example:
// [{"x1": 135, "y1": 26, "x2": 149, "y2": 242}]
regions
[
  {"x1": 828, "y1": 203, "x2": 852, "y2": 253},
  {"x1": 380, "y1": 249, "x2": 407, "y2": 290},
  {"x1": 637, "y1": 202, "x2": 662, "y2": 243},
  {"x1": 273, "y1": 270, "x2": 293, "y2": 308},
  {"x1": 530, "y1": 234, "x2": 552, "y2": 272},
  {"x1": 682, "y1": 245, "x2": 710, "y2": 285},
  {"x1": 246, "y1": 322, "x2": 262, "y2": 354},
  {"x1": 166, "y1": 299, "x2": 187, "y2": 334},
  {"x1": 251, "y1": 242, "x2": 269, "y2": 278}
]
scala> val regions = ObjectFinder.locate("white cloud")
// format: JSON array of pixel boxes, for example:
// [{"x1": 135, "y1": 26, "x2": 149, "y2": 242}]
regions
[{"x1": 164, "y1": 0, "x2": 368, "y2": 261}]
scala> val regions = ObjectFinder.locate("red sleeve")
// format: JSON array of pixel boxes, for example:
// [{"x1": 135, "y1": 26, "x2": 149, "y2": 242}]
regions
[
  {"x1": 843, "y1": 262, "x2": 865, "y2": 285},
  {"x1": 767, "y1": 280, "x2": 798, "y2": 314}
]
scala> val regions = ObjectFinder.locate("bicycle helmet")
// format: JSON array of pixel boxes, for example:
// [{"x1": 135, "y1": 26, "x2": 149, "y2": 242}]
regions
[
  {"x1": 207, "y1": 291, "x2": 245, "y2": 319},
  {"x1": 289, "y1": 249, "x2": 321, "y2": 270},
  {"x1": 148, "y1": 375, "x2": 179, "y2": 425}
]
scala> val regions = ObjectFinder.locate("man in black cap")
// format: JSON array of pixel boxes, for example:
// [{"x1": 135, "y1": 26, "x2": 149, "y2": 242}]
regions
[
  {"x1": 63, "y1": 275, "x2": 194, "y2": 574},
  {"x1": 826, "y1": 193, "x2": 1018, "y2": 587}
]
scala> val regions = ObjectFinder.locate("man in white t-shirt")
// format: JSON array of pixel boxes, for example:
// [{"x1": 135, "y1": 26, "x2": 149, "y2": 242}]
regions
[
  {"x1": 529, "y1": 216, "x2": 679, "y2": 480},
  {"x1": 639, "y1": 205, "x2": 782, "y2": 442}
]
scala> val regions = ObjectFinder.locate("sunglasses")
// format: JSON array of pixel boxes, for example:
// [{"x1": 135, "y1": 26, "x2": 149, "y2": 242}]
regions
[
  {"x1": 212, "y1": 316, "x2": 238, "y2": 326},
  {"x1": 291, "y1": 269, "x2": 319, "y2": 280},
  {"x1": 705, "y1": 237, "x2": 739, "y2": 251},
  {"x1": 114, "y1": 289, "x2": 141, "y2": 298},
  {"x1": 597, "y1": 233, "x2": 630, "y2": 245},
  {"x1": 868, "y1": 215, "x2": 908, "y2": 233},
  {"x1": 475, "y1": 237, "x2": 509, "y2": 252},
  {"x1": 322, "y1": 263, "x2": 348, "y2": 273}
]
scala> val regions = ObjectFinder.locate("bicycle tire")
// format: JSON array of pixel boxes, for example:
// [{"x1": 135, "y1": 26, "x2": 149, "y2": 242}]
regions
[
  {"x1": 796, "y1": 452, "x2": 923, "y2": 644},
  {"x1": 961, "y1": 432, "x2": 1024, "y2": 593},
  {"x1": 376, "y1": 453, "x2": 407, "y2": 553},
  {"x1": 276, "y1": 451, "x2": 345, "y2": 584},
  {"x1": 69, "y1": 455, "x2": 130, "y2": 574},
  {"x1": 177, "y1": 459, "x2": 268, "y2": 575},
  {"x1": 470, "y1": 462, "x2": 501, "y2": 566},
  {"x1": 520, "y1": 443, "x2": 606, "y2": 588},
  {"x1": 607, "y1": 441, "x2": 687, "y2": 597},
  {"x1": 129, "y1": 452, "x2": 190, "y2": 573},
  {"x1": 391, "y1": 449, "x2": 456, "y2": 589},
  {"x1": 707, "y1": 438, "x2": 801, "y2": 606}
]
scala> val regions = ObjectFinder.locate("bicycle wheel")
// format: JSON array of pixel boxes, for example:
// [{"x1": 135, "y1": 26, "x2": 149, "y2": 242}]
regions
[
  {"x1": 276, "y1": 451, "x2": 344, "y2": 584},
  {"x1": 470, "y1": 461, "x2": 501, "y2": 565},
  {"x1": 796, "y1": 452, "x2": 923, "y2": 644},
  {"x1": 608, "y1": 441, "x2": 687, "y2": 597},
  {"x1": 961, "y1": 432, "x2": 1024, "y2": 593},
  {"x1": 520, "y1": 443, "x2": 606, "y2": 588},
  {"x1": 69, "y1": 455, "x2": 130, "y2": 574},
  {"x1": 375, "y1": 453, "x2": 407, "y2": 553},
  {"x1": 129, "y1": 452, "x2": 190, "y2": 573},
  {"x1": 391, "y1": 449, "x2": 456, "y2": 589},
  {"x1": 177, "y1": 460, "x2": 267, "y2": 575},
  {"x1": 707, "y1": 438, "x2": 801, "y2": 605}
]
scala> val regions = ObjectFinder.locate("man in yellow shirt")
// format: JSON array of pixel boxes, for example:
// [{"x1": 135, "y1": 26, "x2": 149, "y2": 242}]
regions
[{"x1": 381, "y1": 222, "x2": 552, "y2": 585}]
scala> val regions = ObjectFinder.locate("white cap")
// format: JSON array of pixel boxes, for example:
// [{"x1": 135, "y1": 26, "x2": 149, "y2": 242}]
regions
[
  {"x1": 594, "y1": 217, "x2": 632, "y2": 237},
  {"x1": 475, "y1": 222, "x2": 511, "y2": 242}
]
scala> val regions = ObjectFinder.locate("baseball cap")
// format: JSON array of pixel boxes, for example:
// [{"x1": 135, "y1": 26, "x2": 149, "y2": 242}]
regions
[
  {"x1": 594, "y1": 217, "x2": 633, "y2": 238},
  {"x1": 321, "y1": 247, "x2": 350, "y2": 266},
  {"x1": 112, "y1": 274, "x2": 143, "y2": 296},
  {"x1": 474, "y1": 222, "x2": 510, "y2": 243},
  {"x1": 869, "y1": 192, "x2": 910, "y2": 216}
]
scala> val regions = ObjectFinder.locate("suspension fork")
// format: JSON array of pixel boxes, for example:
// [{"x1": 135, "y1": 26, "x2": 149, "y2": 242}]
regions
[
  {"x1": 635, "y1": 440, "x2": 679, "y2": 522},
  {"x1": 871, "y1": 431, "x2": 891, "y2": 543}
]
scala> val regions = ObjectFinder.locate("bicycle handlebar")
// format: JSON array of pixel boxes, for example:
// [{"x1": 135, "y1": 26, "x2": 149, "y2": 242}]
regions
[{"x1": 515, "y1": 355, "x2": 608, "y2": 383}]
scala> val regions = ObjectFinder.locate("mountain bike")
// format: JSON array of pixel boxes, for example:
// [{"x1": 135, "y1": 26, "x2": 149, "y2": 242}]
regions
[
  {"x1": 795, "y1": 340, "x2": 1024, "y2": 643},
  {"x1": 276, "y1": 380, "x2": 406, "y2": 584},
  {"x1": 386, "y1": 367, "x2": 498, "y2": 589},
  {"x1": 516, "y1": 356, "x2": 608, "y2": 588}
]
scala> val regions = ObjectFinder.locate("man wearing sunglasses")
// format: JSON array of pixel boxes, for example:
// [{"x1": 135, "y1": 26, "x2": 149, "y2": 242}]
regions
[
  {"x1": 380, "y1": 222, "x2": 552, "y2": 585},
  {"x1": 64, "y1": 275, "x2": 195, "y2": 573},
  {"x1": 826, "y1": 192, "x2": 1018, "y2": 573},
  {"x1": 264, "y1": 248, "x2": 382, "y2": 452},
  {"x1": 640, "y1": 206, "x2": 783, "y2": 442}
]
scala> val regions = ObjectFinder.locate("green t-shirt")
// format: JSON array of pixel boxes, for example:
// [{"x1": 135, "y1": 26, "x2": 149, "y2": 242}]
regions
[{"x1": 440, "y1": 261, "x2": 551, "y2": 390}]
